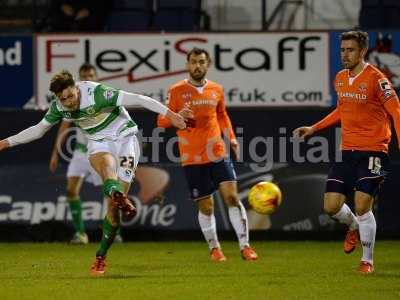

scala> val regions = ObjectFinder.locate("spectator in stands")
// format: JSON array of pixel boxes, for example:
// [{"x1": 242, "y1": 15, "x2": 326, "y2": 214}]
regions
[
  {"x1": 48, "y1": 0, "x2": 112, "y2": 32},
  {"x1": 359, "y1": 0, "x2": 400, "y2": 29}
]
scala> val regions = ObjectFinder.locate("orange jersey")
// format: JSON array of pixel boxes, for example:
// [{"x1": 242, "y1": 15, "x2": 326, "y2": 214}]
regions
[
  {"x1": 313, "y1": 63, "x2": 400, "y2": 152},
  {"x1": 157, "y1": 79, "x2": 236, "y2": 166}
]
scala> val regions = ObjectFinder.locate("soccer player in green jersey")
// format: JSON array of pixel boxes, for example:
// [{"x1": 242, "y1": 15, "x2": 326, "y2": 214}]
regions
[
  {"x1": 49, "y1": 63, "x2": 124, "y2": 245},
  {"x1": 0, "y1": 69, "x2": 186, "y2": 276}
]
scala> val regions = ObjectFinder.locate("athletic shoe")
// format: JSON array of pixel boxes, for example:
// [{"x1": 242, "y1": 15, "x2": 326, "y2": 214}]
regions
[
  {"x1": 90, "y1": 256, "x2": 106, "y2": 276},
  {"x1": 70, "y1": 232, "x2": 89, "y2": 245},
  {"x1": 241, "y1": 246, "x2": 258, "y2": 261},
  {"x1": 114, "y1": 233, "x2": 123, "y2": 243},
  {"x1": 210, "y1": 248, "x2": 227, "y2": 262},
  {"x1": 358, "y1": 261, "x2": 374, "y2": 274},
  {"x1": 111, "y1": 191, "x2": 136, "y2": 216},
  {"x1": 344, "y1": 229, "x2": 359, "y2": 254}
]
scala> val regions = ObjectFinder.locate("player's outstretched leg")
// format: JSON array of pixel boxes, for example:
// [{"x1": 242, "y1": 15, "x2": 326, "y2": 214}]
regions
[
  {"x1": 66, "y1": 177, "x2": 89, "y2": 244},
  {"x1": 220, "y1": 181, "x2": 258, "y2": 261},
  {"x1": 197, "y1": 197, "x2": 226, "y2": 262},
  {"x1": 355, "y1": 191, "x2": 376, "y2": 274},
  {"x1": 357, "y1": 211, "x2": 376, "y2": 274},
  {"x1": 228, "y1": 202, "x2": 257, "y2": 261},
  {"x1": 68, "y1": 197, "x2": 89, "y2": 245},
  {"x1": 99, "y1": 197, "x2": 124, "y2": 243},
  {"x1": 90, "y1": 216, "x2": 119, "y2": 276},
  {"x1": 198, "y1": 212, "x2": 226, "y2": 262},
  {"x1": 114, "y1": 224, "x2": 124, "y2": 243},
  {"x1": 324, "y1": 193, "x2": 359, "y2": 254},
  {"x1": 90, "y1": 179, "x2": 127, "y2": 276},
  {"x1": 104, "y1": 179, "x2": 136, "y2": 216},
  {"x1": 332, "y1": 203, "x2": 359, "y2": 254}
]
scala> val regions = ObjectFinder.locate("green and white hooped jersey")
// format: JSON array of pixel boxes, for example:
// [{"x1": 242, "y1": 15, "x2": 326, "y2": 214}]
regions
[
  {"x1": 74, "y1": 128, "x2": 88, "y2": 153},
  {"x1": 44, "y1": 81, "x2": 137, "y2": 141}
]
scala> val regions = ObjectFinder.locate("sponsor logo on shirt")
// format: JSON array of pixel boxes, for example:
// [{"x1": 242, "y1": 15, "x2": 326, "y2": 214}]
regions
[
  {"x1": 358, "y1": 83, "x2": 367, "y2": 93},
  {"x1": 189, "y1": 99, "x2": 217, "y2": 106},
  {"x1": 338, "y1": 92, "x2": 367, "y2": 101},
  {"x1": 103, "y1": 90, "x2": 114, "y2": 100}
]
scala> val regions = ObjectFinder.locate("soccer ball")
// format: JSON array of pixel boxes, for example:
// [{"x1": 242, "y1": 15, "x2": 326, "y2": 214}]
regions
[{"x1": 248, "y1": 181, "x2": 282, "y2": 215}]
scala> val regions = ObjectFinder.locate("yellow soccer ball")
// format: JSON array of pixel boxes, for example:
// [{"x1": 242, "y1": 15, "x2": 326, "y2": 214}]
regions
[{"x1": 248, "y1": 182, "x2": 282, "y2": 215}]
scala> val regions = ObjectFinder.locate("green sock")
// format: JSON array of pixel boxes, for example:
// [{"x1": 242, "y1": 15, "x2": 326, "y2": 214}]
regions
[
  {"x1": 96, "y1": 217, "x2": 119, "y2": 257},
  {"x1": 69, "y1": 198, "x2": 85, "y2": 234},
  {"x1": 102, "y1": 179, "x2": 123, "y2": 197}
]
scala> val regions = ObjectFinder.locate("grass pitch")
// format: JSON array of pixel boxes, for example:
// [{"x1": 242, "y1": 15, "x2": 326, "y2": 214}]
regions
[{"x1": 0, "y1": 241, "x2": 399, "y2": 299}]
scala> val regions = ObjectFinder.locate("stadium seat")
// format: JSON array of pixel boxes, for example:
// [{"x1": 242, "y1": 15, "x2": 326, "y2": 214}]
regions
[
  {"x1": 105, "y1": 11, "x2": 152, "y2": 32},
  {"x1": 113, "y1": 0, "x2": 154, "y2": 10},
  {"x1": 153, "y1": 0, "x2": 202, "y2": 31},
  {"x1": 105, "y1": 0, "x2": 153, "y2": 32},
  {"x1": 156, "y1": 0, "x2": 201, "y2": 10},
  {"x1": 359, "y1": 0, "x2": 400, "y2": 29}
]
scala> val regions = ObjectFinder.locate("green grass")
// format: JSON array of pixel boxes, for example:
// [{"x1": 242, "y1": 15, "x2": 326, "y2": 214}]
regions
[{"x1": 0, "y1": 241, "x2": 399, "y2": 299}]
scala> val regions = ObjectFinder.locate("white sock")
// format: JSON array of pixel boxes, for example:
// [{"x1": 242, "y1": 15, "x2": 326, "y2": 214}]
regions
[
  {"x1": 228, "y1": 202, "x2": 249, "y2": 250},
  {"x1": 198, "y1": 212, "x2": 220, "y2": 250},
  {"x1": 357, "y1": 211, "x2": 376, "y2": 264},
  {"x1": 332, "y1": 203, "x2": 358, "y2": 230}
]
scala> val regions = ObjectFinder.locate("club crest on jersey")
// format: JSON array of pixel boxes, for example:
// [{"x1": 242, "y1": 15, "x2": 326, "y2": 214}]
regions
[
  {"x1": 64, "y1": 112, "x2": 71, "y2": 118},
  {"x1": 86, "y1": 107, "x2": 95, "y2": 115},
  {"x1": 103, "y1": 90, "x2": 114, "y2": 100},
  {"x1": 358, "y1": 83, "x2": 367, "y2": 93},
  {"x1": 182, "y1": 93, "x2": 192, "y2": 100}
]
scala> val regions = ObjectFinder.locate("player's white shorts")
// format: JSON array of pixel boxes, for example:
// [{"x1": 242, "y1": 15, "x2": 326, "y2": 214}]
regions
[
  {"x1": 87, "y1": 134, "x2": 141, "y2": 183},
  {"x1": 67, "y1": 151, "x2": 102, "y2": 186}
]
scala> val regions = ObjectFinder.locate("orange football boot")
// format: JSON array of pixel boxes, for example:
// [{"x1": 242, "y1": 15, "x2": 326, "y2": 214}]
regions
[
  {"x1": 358, "y1": 261, "x2": 374, "y2": 274},
  {"x1": 210, "y1": 248, "x2": 227, "y2": 262},
  {"x1": 111, "y1": 191, "x2": 136, "y2": 216},
  {"x1": 90, "y1": 256, "x2": 106, "y2": 276},
  {"x1": 241, "y1": 246, "x2": 258, "y2": 261},
  {"x1": 344, "y1": 229, "x2": 359, "y2": 254}
]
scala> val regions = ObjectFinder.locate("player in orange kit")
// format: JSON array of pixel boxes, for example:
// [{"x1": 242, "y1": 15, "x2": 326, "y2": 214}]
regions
[
  {"x1": 294, "y1": 31, "x2": 400, "y2": 274},
  {"x1": 158, "y1": 47, "x2": 258, "y2": 261}
]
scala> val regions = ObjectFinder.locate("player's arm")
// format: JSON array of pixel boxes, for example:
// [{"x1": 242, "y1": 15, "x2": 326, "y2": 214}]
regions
[
  {"x1": 0, "y1": 119, "x2": 54, "y2": 151},
  {"x1": 294, "y1": 76, "x2": 341, "y2": 138},
  {"x1": 49, "y1": 120, "x2": 72, "y2": 173},
  {"x1": 377, "y1": 76, "x2": 400, "y2": 149},
  {"x1": 293, "y1": 108, "x2": 340, "y2": 138},
  {"x1": 118, "y1": 91, "x2": 186, "y2": 129},
  {"x1": 216, "y1": 89, "x2": 238, "y2": 159},
  {"x1": 157, "y1": 89, "x2": 177, "y2": 128},
  {"x1": 0, "y1": 100, "x2": 63, "y2": 152},
  {"x1": 156, "y1": 88, "x2": 193, "y2": 129},
  {"x1": 384, "y1": 98, "x2": 400, "y2": 148},
  {"x1": 311, "y1": 108, "x2": 341, "y2": 132}
]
